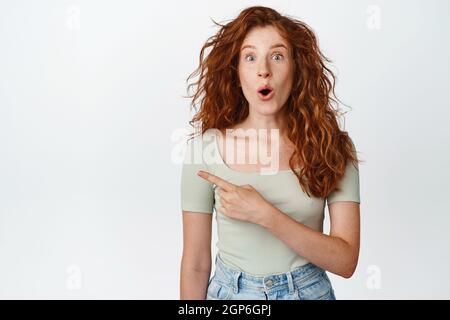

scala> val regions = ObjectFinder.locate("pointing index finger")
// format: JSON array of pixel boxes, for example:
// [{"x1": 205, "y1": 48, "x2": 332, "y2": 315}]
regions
[{"x1": 197, "y1": 170, "x2": 236, "y2": 192}]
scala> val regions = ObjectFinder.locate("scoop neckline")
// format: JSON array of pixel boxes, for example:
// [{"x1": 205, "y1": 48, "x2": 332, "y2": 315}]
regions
[{"x1": 207, "y1": 128, "x2": 302, "y2": 175}]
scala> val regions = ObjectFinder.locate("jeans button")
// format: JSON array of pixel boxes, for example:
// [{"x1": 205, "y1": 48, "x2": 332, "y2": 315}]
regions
[{"x1": 265, "y1": 279, "x2": 273, "y2": 287}]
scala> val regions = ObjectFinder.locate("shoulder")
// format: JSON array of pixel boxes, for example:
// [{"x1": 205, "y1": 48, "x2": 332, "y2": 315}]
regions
[
  {"x1": 184, "y1": 128, "x2": 220, "y2": 165},
  {"x1": 185, "y1": 128, "x2": 215, "y2": 147},
  {"x1": 188, "y1": 128, "x2": 217, "y2": 144},
  {"x1": 203, "y1": 128, "x2": 219, "y2": 141},
  {"x1": 344, "y1": 134, "x2": 357, "y2": 154}
]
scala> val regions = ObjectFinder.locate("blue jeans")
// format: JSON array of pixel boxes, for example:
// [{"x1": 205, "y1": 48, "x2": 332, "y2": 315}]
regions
[{"x1": 206, "y1": 254, "x2": 336, "y2": 300}]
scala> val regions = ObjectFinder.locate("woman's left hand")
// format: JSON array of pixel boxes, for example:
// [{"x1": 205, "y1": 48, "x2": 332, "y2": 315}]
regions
[{"x1": 197, "y1": 170, "x2": 275, "y2": 225}]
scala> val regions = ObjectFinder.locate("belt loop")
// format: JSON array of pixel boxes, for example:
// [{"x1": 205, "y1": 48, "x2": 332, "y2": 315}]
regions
[
  {"x1": 286, "y1": 271, "x2": 294, "y2": 294},
  {"x1": 232, "y1": 271, "x2": 241, "y2": 294}
]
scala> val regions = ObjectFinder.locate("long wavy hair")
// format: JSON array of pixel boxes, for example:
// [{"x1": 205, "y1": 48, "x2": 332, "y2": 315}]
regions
[{"x1": 185, "y1": 6, "x2": 362, "y2": 199}]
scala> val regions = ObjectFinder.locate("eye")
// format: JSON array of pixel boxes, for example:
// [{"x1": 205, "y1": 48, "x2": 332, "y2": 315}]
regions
[
  {"x1": 244, "y1": 54, "x2": 255, "y2": 62},
  {"x1": 272, "y1": 53, "x2": 284, "y2": 61}
]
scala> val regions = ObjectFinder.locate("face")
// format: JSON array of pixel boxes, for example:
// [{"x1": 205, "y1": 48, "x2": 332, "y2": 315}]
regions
[{"x1": 238, "y1": 25, "x2": 294, "y2": 116}]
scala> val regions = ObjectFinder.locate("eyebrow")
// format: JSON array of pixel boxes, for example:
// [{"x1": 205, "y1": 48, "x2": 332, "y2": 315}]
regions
[{"x1": 241, "y1": 43, "x2": 288, "y2": 51}]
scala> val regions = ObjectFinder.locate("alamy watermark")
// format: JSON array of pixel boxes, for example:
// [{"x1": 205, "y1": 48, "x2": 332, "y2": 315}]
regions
[{"x1": 172, "y1": 128, "x2": 284, "y2": 175}]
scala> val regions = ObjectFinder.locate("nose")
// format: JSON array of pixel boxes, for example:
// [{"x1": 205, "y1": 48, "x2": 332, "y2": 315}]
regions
[
  {"x1": 257, "y1": 60, "x2": 271, "y2": 78},
  {"x1": 258, "y1": 70, "x2": 270, "y2": 78},
  {"x1": 258, "y1": 69, "x2": 270, "y2": 78}
]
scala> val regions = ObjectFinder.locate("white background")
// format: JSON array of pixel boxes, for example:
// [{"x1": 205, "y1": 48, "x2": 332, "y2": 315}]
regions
[{"x1": 1, "y1": 0, "x2": 449, "y2": 299}]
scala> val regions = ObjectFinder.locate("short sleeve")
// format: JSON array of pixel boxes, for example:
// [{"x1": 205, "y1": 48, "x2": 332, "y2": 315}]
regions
[
  {"x1": 180, "y1": 133, "x2": 215, "y2": 214},
  {"x1": 326, "y1": 139, "x2": 361, "y2": 205}
]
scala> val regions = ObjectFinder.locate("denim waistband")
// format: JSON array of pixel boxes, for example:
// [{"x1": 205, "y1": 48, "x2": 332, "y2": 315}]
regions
[{"x1": 213, "y1": 253, "x2": 326, "y2": 295}]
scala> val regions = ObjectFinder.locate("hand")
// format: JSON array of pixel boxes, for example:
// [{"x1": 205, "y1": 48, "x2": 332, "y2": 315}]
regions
[{"x1": 197, "y1": 170, "x2": 275, "y2": 225}]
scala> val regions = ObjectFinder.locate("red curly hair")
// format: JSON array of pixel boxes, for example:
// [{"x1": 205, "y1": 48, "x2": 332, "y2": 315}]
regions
[{"x1": 185, "y1": 6, "x2": 362, "y2": 199}]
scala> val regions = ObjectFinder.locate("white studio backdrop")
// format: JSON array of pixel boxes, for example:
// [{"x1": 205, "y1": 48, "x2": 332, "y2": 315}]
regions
[{"x1": 0, "y1": 0, "x2": 449, "y2": 299}]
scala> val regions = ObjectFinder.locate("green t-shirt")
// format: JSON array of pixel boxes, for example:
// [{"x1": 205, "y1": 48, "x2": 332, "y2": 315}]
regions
[{"x1": 180, "y1": 128, "x2": 360, "y2": 276}]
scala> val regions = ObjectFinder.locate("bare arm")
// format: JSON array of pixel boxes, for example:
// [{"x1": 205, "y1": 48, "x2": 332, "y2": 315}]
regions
[
  {"x1": 260, "y1": 201, "x2": 360, "y2": 278},
  {"x1": 180, "y1": 211, "x2": 213, "y2": 300}
]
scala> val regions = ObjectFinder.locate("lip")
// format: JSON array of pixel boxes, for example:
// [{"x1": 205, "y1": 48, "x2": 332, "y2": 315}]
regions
[{"x1": 257, "y1": 84, "x2": 274, "y2": 101}]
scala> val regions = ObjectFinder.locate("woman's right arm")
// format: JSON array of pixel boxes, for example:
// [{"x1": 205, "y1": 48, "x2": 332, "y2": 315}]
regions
[{"x1": 180, "y1": 211, "x2": 213, "y2": 300}]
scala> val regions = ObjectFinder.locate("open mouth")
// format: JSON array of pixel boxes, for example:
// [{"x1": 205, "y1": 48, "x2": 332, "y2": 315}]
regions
[
  {"x1": 259, "y1": 88, "x2": 272, "y2": 96},
  {"x1": 257, "y1": 86, "x2": 274, "y2": 100}
]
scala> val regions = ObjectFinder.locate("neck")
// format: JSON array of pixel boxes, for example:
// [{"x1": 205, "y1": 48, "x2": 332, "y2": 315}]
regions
[{"x1": 232, "y1": 113, "x2": 289, "y2": 140}]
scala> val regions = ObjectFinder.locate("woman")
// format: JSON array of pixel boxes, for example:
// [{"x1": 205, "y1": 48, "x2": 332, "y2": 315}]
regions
[{"x1": 180, "y1": 6, "x2": 361, "y2": 300}]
